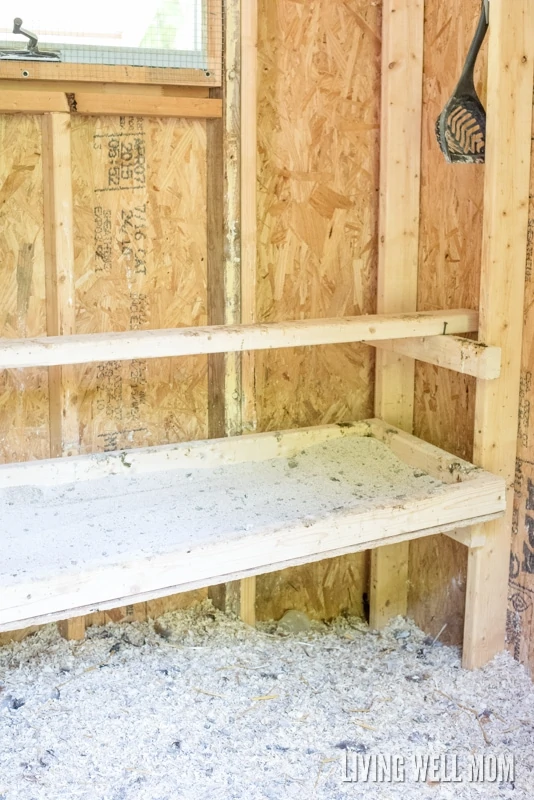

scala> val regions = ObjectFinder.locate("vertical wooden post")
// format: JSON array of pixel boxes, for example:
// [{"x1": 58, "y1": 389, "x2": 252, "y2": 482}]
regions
[
  {"x1": 222, "y1": 0, "x2": 242, "y2": 441},
  {"x1": 463, "y1": 0, "x2": 534, "y2": 669},
  {"x1": 207, "y1": 91, "x2": 226, "y2": 438},
  {"x1": 240, "y1": 0, "x2": 258, "y2": 435},
  {"x1": 41, "y1": 112, "x2": 83, "y2": 640},
  {"x1": 369, "y1": 0, "x2": 424, "y2": 629},
  {"x1": 235, "y1": 0, "x2": 258, "y2": 624},
  {"x1": 207, "y1": 0, "x2": 256, "y2": 624}
]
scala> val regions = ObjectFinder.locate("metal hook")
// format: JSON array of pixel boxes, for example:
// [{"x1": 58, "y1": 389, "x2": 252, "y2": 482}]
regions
[{"x1": 484, "y1": 0, "x2": 489, "y2": 24}]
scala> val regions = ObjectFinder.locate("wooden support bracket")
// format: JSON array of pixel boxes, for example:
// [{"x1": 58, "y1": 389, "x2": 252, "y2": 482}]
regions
[{"x1": 373, "y1": 335, "x2": 501, "y2": 380}]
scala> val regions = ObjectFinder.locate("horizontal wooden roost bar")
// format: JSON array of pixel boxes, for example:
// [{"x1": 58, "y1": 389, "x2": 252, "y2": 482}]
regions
[{"x1": 0, "y1": 310, "x2": 479, "y2": 369}]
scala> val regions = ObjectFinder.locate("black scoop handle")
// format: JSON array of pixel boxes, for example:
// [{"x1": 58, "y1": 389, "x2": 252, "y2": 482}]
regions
[{"x1": 455, "y1": 1, "x2": 489, "y2": 97}]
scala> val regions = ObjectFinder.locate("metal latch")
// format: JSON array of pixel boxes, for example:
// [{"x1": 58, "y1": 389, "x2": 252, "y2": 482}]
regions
[{"x1": 0, "y1": 17, "x2": 61, "y2": 61}]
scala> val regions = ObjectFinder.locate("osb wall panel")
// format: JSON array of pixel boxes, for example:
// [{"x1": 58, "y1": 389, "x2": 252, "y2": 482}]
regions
[
  {"x1": 0, "y1": 114, "x2": 209, "y2": 641},
  {"x1": 509, "y1": 107, "x2": 534, "y2": 673},
  {"x1": 0, "y1": 115, "x2": 49, "y2": 463},
  {"x1": 409, "y1": 0, "x2": 485, "y2": 645},
  {"x1": 255, "y1": 556, "x2": 369, "y2": 624},
  {"x1": 70, "y1": 115, "x2": 208, "y2": 453},
  {"x1": 254, "y1": 0, "x2": 381, "y2": 619}
]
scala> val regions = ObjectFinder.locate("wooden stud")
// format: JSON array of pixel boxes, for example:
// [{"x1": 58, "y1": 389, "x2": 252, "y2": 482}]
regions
[
  {"x1": 370, "y1": 0, "x2": 424, "y2": 630},
  {"x1": 240, "y1": 0, "x2": 258, "y2": 435},
  {"x1": 209, "y1": 576, "x2": 256, "y2": 625},
  {"x1": 222, "y1": 0, "x2": 242, "y2": 440},
  {"x1": 207, "y1": 0, "x2": 252, "y2": 623},
  {"x1": 41, "y1": 112, "x2": 82, "y2": 641},
  {"x1": 0, "y1": 310, "x2": 479, "y2": 370},
  {"x1": 207, "y1": 0, "x2": 242, "y2": 440},
  {"x1": 463, "y1": 0, "x2": 534, "y2": 669},
  {"x1": 57, "y1": 616, "x2": 85, "y2": 641},
  {"x1": 41, "y1": 113, "x2": 79, "y2": 459},
  {"x1": 370, "y1": 546, "x2": 409, "y2": 627},
  {"x1": 224, "y1": 0, "x2": 256, "y2": 625},
  {"x1": 207, "y1": 87, "x2": 225, "y2": 439}
]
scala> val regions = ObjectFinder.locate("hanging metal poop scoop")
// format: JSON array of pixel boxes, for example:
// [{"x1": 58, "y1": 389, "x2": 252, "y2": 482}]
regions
[
  {"x1": 0, "y1": 17, "x2": 61, "y2": 61},
  {"x1": 435, "y1": 0, "x2": 489, "y2": 163}
]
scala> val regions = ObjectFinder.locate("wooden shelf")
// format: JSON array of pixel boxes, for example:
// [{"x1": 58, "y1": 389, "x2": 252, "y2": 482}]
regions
[{"x1": 0, "y1": 419, "x2": 505, "y2": 633}]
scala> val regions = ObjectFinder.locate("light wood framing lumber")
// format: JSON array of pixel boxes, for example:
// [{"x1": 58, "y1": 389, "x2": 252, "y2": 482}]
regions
[
  {"x1": 373, "y1": 336, "x2": 501, "y2": 380},
  {"x1": 0, "y1": 80, "x2": 210, "y2": 97},
  {"x1": 220, "y1": 0, "x2": 242, "y2": 439},
  {"x1": 0, "y1": 91, "x2": 222, "y2": 118},
  {"x1": 218, "y1": 0, "x2": 257, "y2": 624},
  {"x1": 72, "y1": 95, "x2": 222, "y2": 118},
  {"x1": 0, "y1": 420, "x2": 505, "y2": 633},
  {"x1": 57, "y1": 617, "x2": 85, "y2": 641},
  {"x1": 463, "y1": 0, "x2": 534, "y2": 669},
  {"x1": 207, "y1": 90, "x2": 225, "y2": 438},
  {"x1": 41, "y1": 112, "x2": 82, "y2": 641},
  {"x1": 240, "y1": 0, "x2": 258, "y2": 434},
  {"x1": 370, "y1": 0, "x2": 424, "y2": 629},
  {"x1": 41, "y1": 113, "x2": 79, "y2": 458},
  {"x1": 0, "y1": 310, "x2": 478, "y2": 370},
  {"x1": 0, "y1": 91, "x2": 70, "y2": 113},
  {"x1": 206, "y1": 0, "x2": 253, "y2": 622},
  {"x1": 0, "y1": 65, "x2": 218, "y2": 89}
]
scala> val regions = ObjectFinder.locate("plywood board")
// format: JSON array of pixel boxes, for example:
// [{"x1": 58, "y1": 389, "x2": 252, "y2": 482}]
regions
[
  {"x1": 0, "y1": 111, "x2": 210, "y2": 634},
  {"x1": 255, "y1": 0, "x2": 379, "y2": 429},
  {"x1": 509, "y1": 98, "x2": 534, "y2": 673},
  {"x1": 254, "y1": 0, "x2": 381, "y2": 618},
  {"x1": 0, "y1": 114, "x2": 49, "y2": 464},
  {"x1": 409, "y1": 0, "x2": 485, "y2": 645},
  {"x1": 70, "y1": 115, "x2": 208, "y2": 454},
  {"x1": 255, "y1": 555, "x2": 369, "y2": 622}
]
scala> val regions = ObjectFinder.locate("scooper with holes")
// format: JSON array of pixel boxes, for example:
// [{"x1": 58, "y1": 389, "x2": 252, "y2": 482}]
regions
[{"x1": 435, "y1": 0, "x2": 489, "y2": 163}]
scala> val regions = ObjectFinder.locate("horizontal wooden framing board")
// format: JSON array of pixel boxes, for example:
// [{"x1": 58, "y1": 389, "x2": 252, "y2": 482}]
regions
[
  {"x1": 0, "y1": 419, "x2": 505, "y2": 631},
  {"x1": 373, "y1": 336, "x2": 501, "y2": 380},
  {"x1": 0, "y1": 80, "x2": 210, "y2": 97},
  {"x1": 0, "y1": 63, "x2": 220, "y2": 87},
  {"x1": 0, "y1": 310, "x2": 479, "y2": 369},
  {"x1": 0, "y1": 91, "x2": 222, "y2": 118}
]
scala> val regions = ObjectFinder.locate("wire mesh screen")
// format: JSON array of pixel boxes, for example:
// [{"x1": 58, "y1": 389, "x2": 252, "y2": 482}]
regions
[{"x1": 0, "y1": 0, "x2": 222, "y2": 83}]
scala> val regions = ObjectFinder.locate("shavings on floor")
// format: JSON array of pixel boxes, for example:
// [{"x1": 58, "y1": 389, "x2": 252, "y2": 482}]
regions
[{"x1": 0, "y1": 602, "x2": 533, "y2": 800}]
